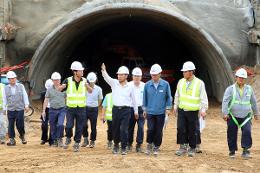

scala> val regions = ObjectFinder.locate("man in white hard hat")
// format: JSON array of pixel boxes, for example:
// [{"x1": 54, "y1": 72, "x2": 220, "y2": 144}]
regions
[
  {"x1": 61, "y1": 61, "x2": 92, "y2": 152},
  {"x1": 42, "y1": 72, "x2": 66, "y2": 148},
  {"x1": 222, "y1": 68, "x2": 259, "y2": 159},
  {"x1": 101, "y1": 63, "x2": 138, "y2": 155},
  {"x1": 174, "y1": 61, "x2": 208, "y2": 157},
  {"x1": 143, "y1": 64, "x2": 172, "y2": 156},
  {"x1": 4, "y1": 71, "x2": 29, "y2": 146},
  {"x1": 81, "y1": 72, "x2": 103, "y2": 148},
  {"x1": 40, "y1": 79, "x2": 53, "y2": 145},
  {"x1": 127, "y1": 67, "x2": 145, "y2": 153},
  {"x1": 0, "y1": 81, "x2": 7, "y2": 144}
]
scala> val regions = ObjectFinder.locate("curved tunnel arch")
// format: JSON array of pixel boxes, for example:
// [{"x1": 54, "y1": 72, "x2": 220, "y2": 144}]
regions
[{"x1": 30, "y1": 3, "x2": 233, "y2": 101}]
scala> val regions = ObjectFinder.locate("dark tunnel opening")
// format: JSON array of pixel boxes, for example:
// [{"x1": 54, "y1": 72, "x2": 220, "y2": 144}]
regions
[
  {"x1": 30, "y1": 6, "x2": 233, "y2": 101},
  {"x1": 62, "y1": 19, "x2": 204, "y2": 96}
]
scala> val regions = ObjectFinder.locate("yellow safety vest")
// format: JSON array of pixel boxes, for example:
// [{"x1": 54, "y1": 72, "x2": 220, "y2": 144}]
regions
[
  {"x1": 178, "y1": 77, "x2": 201, "y2": 111},
  {"x1": 0, "y1": 83, "x2": 4, "y2": 110},
  {"x1": 66, "y1": 77, "x2": 87, "y2": 108},
  {"x1": 105, "y1": 93, "x2": 113, "y2": 121}
]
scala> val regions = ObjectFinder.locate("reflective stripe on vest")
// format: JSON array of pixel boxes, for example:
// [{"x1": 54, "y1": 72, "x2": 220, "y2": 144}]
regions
[
  {"x1": 228, "y1": 84, "x2": 252, "y2": 128},
  {"x1": 178, "y1": 77, "x2": 201, "y2": 111},
  {"x1": 66, "y1": 77, "x2": 87, "y2": 108},
  {"x1": 105, "y1": 93, "x2": 113, "y2": 121},
  {"x1": 0, "y1": 83, "x2": 4, "y2": 110}
]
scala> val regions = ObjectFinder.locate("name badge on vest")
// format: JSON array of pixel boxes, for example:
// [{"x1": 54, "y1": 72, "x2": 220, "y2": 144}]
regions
[{"x1": 159, "y1": 90, "x2": 164, "y2": 93}]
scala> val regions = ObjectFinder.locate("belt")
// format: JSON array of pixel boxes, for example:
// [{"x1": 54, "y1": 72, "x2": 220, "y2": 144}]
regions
[
  {"x1": 113, "y1": 106, "x2": 130, "y2": 109},
  {"x1": 86, "y1": 106, "x2": 98, "y2": 110}
]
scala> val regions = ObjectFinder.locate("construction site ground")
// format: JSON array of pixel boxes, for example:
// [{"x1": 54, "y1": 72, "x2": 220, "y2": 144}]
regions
[{"x1": 0, "y1": 100, "x2": 259, "y2": 173}]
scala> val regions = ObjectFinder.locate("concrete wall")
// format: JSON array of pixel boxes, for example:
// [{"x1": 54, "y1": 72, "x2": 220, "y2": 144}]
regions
[
  {"x1": 4, "y1": 0, "x2": 256, "y2": 67},
  {"x1": 0, "y1": 0, "x2": 258, "y2": 101}
]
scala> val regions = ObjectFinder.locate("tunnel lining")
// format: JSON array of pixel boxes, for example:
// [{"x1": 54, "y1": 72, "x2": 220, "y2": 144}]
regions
[{"x1": 30, "y1": 3, "x2": 233, "y2": 101}]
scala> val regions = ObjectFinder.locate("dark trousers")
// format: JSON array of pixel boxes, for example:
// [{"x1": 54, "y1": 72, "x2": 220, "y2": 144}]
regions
[
  {"x1": 182, "y1": 118, "x2": 201, "y2": 145},
  {"x1": 146, "y1": 114, "x2": 165, "y2": 147},
  {"x1": 227, "y1": 117, "x2": 252, "y2": 152},
  {"x1": 65, "y1": 107, "x2": 86, "y2": 143},
  {"x1": 107, "y1": 120, "x2": 113, "y2": 141},
  {"x1": 128, "y1": 107, "x2": 145, "y2": 145},
  {"x1": 41, "y1": 108, "x2": 52, "y2": 144},
  {"x1": 112, "y1": 106, "x2": 131, "y2": 149},
  {"x1": 177, "y1": 109, "x2": 198, "y2": 149},
  {"x1": 82, "y1": 107, "x2": 98, "y2": 141},
  {"x1": 49, "y1": 107, "x2": 66, "y2": 141},
  {"x1": 7, "y1": 110, "x2": 25, "y2": 138}
]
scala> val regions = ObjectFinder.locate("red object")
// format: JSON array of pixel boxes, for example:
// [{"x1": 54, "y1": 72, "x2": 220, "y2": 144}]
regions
[{"x1": 0, "y1": 61, "x2": 29, "y2": 73}]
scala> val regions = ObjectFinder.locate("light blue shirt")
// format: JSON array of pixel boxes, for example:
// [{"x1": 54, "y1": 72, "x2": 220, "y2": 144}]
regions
[
  {"x1": 86, "y1": 85, "x2": 103, "y2": 107},
  {"x1": 143, "y1": 79, "x2": 172, "y2": 115}
]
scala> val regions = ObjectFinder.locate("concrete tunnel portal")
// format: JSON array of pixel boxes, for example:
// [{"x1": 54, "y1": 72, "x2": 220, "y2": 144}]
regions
[{"x1": 29, "y1": 4, "x2": 233, "y2": 102}]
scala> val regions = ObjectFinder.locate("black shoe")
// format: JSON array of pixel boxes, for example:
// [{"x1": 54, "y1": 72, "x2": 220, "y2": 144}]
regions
[
  {"x1": 63, "y1": 138, "x2": 71, "y2": 149},
  {"x1": 40, "y1": 140, "x2": 46, "y2": 145},
  {"x1": 81, "y1": 138, "x2": 89, "y2": 147},
  {"x1": 136, "y1": 144, "x2": 143, "y2": 153},
  {"x1": 127, "y1": 144, "x2": 133, "y2": 152},
  {"x1": 19, "y1": 136, "x2": 27, "y2": 144},
  {"x1": 7, "y1": 138, "x2": 16, "y2": 146},
  {"x1": 89, "y1": 140, "x2": 95, "y2": 148},
  {"x1": 229, "y1": 151, "x2": 235, "y2": 159},
  {"x1": 242, "y1": 149, "x2": 251, "y2": 159},
  {"x1": 107, "y1": 141, "x2": 113, "y2": 149},
  {"x1": 112, "y1": 145, "x2": 119, "y2": 154},
  {"x1": 121, "y1": 148, "x2": 127, "y2": 155},
  {"x1": 73, "y1": 142, "x2": 80, "y2": 152}
]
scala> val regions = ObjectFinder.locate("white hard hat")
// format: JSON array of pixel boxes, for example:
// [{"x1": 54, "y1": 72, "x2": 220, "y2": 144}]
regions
[
  {"x1": 235, "y1": 68, "x2": 247, "y2": 79},
  {"x1": 117, "y1": 66, "x2": 129, "y2": 74},
  {"x1": 181, "y1": 61, "x2": 196, "y2": 71},
  {"x1": 150, "y1": 64, "x2": 162, "y2": 75},
  {"x1": 87, "y1": 72, "x2": 97, "y2": 83},
  {"x1": 51, "y1": 72, "x2": 61, "y2": 80},
  {"x1": 6, "y1": 71, "x2": 17, "y2": 79},
  {"x1": 70, "y1": 61, "x2": 84, "y2": 71},
  {"x1": 132, "y1": 67, "x2": 142, "y2": 76},
  {"x1": 45, "y1": 79, "x2": 53, "y2": 89}
]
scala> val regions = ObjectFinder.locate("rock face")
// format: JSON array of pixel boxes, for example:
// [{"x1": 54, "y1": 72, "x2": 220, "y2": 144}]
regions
[{"x1": 0, "y1": 0, "x2": 259, "y2": 101}]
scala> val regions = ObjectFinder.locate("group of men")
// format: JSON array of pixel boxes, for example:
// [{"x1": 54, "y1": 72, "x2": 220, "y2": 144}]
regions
[{"x1": 0, "y1": 60, "x2": 259, "y2": 159}]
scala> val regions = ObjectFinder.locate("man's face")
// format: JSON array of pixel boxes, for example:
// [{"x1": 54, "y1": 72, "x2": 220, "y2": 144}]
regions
[
  {"x1": 151, "y1": 73, "x2": 160, "y2": 81},
  {"x1": 236, "y1": 76, "x2": 246, "y2": 85},
  {"x1": 183, "y1": 70, "x2": 193, "y2": 79},
  {"x1": 132, "y1": 75, "x2": 142, "y2": 83},
  {"x1": 52, "y1": 79, "x2": 60, "y2": 86},
  {"x1": 8, "y1": 78, "x2": 16, "y2": 85},
  {"x1": 75, "y1": 70, "x2": 84, "y2": 78},
  {"x1": 117, "y1": 74, "x2": 128, "y2": 82}
]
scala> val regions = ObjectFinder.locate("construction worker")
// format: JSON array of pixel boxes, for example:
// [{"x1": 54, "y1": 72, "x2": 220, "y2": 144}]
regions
[
  {"x1": 4, "y1": 71, "x2": 29, "y2": 146},
  {"x1": 0, "y1": 82, "x2": 7, "y2": 144},
  {"x1": 62, "y1": 61, "x2": 92, "y2": 152},
  {"x1": 100, "y1": 92, "x2": 113, "y2": 149},
  {"x1": 174, "y1": 61, "x2": 208, "y2": 157},
  {"x1": 40, "y1": 79, "x2": 53, "y2": 145},
  {"x1": 42, "y1": 72, "x2": 66, "y2": 147},
  {"x1": 82, "y1": 72, "x2": 103, "y2": 148},
  {"x1": 127, "y1": 67, "x2": 145, "y2": 153},
  {"x1": 101, "y1": 63, "x2": 138, "y2": 155},
  {"x1": 143, "y1": 64, "x2": 172, "y2": 156},
  {"x1": 222, "y1": 68, "x2": 259, "y2": 159}
]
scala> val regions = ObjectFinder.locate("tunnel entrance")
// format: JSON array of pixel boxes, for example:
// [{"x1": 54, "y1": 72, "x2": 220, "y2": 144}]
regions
[
  {"x1": 30, "y1": 3, "x2": 233, "y2": 101},
  {"x1": 66, "y1": 19, "x2": 196, "y2": 95}
]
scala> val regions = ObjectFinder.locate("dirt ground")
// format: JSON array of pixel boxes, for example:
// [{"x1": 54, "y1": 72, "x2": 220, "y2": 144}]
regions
[{"x1": 0, "y1": 101, "x2": 259, "y2": 173}]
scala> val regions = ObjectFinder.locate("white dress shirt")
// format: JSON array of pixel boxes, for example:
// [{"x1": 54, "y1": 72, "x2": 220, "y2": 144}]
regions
[
  {"x1": 128, "y1": 81, "x2": 145, "y2": 107},
  {"x1": 102, "y1": 70, "x2": 138, "y2": 114}
]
